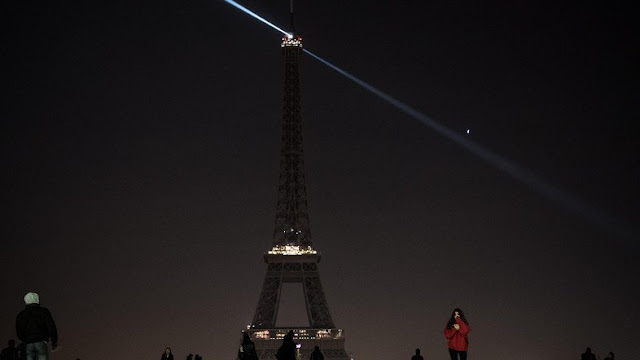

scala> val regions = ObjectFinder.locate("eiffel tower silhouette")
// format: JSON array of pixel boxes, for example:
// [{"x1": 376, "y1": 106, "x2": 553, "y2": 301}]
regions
[{"x1": 240, "y1": 13, "x2": 350, "y2": 360}]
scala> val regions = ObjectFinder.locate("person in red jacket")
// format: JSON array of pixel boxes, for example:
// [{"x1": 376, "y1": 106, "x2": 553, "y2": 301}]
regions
[{"x1": 443, "y1": 308, "x2": 470, "y2": 360}]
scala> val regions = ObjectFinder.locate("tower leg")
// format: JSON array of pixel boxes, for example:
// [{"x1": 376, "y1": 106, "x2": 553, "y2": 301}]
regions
[
  {"x1": 252, "y1": 273, "x2": 282, "y2": 328},
  {"x1": 303, "y1": 274, "x2": 335, "y2": 328}
]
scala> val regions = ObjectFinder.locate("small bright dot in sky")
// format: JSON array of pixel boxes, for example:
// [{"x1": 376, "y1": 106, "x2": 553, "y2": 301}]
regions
[{"x1": 466, "y1": 129, "x2": 471, "y2": 134}]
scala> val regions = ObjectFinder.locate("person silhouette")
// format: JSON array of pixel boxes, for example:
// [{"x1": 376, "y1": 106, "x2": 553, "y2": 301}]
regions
[
  {"x1": 444, "y1": 308, "x2": 470, "y2": 360},
  {"x1": 0, "y1": 340, "x2": 18, "y2": 360},
  {"x1": 411, "y1": 348, "x2": 423, "y2": 360},
  {"x1": 238, "y1": 333, "x2": 258, "y2": 360},
  {"x1": 186, "y1": 354, "x2": 193, "y2": 360},
  {"x1": 161, "y1": 347, "x2": 174, "y2": 360},
  {"x1": 581, "y1": 347, "x2": 596, "y2": 360},
  {"x1": 310, "y1": 346, "x2": 323, "y2": 360},
  {"x1": 275, "y1": 331, "x2": 296, "y2": 360},
  {"x1": 16, "y1": 292, "x2": 58, "y2": 360}
]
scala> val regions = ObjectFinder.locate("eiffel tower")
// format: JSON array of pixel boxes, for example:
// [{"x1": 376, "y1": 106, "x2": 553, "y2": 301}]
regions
[{"x1": 240, "y1": 6, "x2": 349, "y2": 360}]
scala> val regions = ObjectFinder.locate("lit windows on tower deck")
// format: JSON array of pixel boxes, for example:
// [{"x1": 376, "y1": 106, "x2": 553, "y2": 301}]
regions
[
  {"x1": 268, "y1": 245, "x2": 317, "y2": 255},
  {"x1": 281, "y1": 34, "x2": 303, "y2": 47},
  {"x1": 246, "y1": 328, "x2": 344, "y2": 340}
]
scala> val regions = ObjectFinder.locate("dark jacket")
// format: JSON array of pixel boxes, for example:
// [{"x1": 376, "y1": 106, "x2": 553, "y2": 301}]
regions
[{"x1": 15, "y1": 305, "x2": 58, "y2": 345}]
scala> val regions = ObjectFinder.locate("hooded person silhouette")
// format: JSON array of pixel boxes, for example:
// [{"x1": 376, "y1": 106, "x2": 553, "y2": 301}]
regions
[{"x1": 238, "y1": 333, "x2": 259, "y2": 360}]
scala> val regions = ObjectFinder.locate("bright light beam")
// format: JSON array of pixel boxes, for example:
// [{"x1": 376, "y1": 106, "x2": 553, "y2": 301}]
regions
[
  {"x1": 224, "y1": 0, "x2": 638, "y2": 246},
  {"x1": 224, "y1": 0, "x2": 292, "y2": 38},
  {"x1": 305, "y1": 49, "x2": 637, "y2": 246}
]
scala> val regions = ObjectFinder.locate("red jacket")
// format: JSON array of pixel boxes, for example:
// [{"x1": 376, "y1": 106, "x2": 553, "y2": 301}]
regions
[{"x1": 444, "y1": 317, "x2": 470, "y2": 351}]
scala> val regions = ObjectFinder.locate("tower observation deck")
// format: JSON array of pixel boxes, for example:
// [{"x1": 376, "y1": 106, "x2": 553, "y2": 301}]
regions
[{"x1": 240, "y1": 33, "x2": 350, "y2": 360}]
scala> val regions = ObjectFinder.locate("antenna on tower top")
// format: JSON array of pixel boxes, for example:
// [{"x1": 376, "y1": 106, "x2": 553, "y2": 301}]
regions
[{"x1": 289, "y1": 0, "x2": 295, "y2": 32}]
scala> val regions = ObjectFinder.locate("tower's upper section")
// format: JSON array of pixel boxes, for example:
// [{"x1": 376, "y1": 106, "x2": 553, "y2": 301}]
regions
[
  {"x1": 271, "y1": 33, "x2": 313, "y2": 254},
  {"x1": 281, "y1": 34, "x2": 302, "y2": 48}
]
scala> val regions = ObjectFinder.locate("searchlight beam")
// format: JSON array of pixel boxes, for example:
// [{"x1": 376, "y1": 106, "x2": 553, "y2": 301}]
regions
[{"x1": 223, "y1": 0, "x2": 638, "y2": 247}]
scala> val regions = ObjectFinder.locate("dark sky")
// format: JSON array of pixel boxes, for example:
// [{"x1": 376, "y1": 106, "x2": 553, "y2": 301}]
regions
[{"x1": 2, "y1": 1, "x2": 638, "y2": 360}]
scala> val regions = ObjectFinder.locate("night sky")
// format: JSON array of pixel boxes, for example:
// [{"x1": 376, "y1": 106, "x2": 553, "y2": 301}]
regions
[{"x1": 2, "y1": 1, "x2": 638, "y2": 360}]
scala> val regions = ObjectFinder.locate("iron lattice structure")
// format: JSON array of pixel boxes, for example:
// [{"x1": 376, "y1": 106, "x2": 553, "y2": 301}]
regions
[
  {"x1": 272, "y1": 34, "x2": 311, "y2": 249},
  {"x1": 242, "y1": 35, "x2": 349, "y2": 360}
]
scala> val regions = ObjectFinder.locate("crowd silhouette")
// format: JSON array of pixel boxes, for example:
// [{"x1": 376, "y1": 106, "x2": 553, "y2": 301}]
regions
[
  {"x1": 0, "y1": 334, "x2": 621, "y2": 360},
  {"x1": 157, "y1": 349, "x2": 205, "y2": 360},
  {"x1": 0, "y1": 293, "x2": 619, "y2": 360}
]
